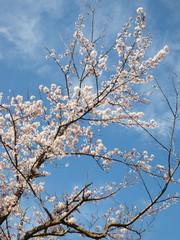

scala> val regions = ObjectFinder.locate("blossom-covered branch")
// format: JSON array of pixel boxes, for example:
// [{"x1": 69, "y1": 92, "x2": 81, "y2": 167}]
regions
[{"x1": 0, "y1": 6, "x2": 179, "y2": 240}]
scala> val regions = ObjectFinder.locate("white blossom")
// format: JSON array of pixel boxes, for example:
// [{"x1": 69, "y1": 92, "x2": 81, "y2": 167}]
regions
[{"x1": 136, "y1": 7, "x2": 144, "y2": 14}]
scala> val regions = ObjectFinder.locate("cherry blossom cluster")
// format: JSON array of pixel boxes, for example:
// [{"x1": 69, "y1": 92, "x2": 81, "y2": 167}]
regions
[{"x1": 0, "y1": 7, "x2": 179, "y2": 240}]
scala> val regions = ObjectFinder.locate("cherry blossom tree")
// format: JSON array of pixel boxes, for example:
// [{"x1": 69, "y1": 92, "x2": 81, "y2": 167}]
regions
[{"x1": 0, "y1": 6, "x2": 179, "y2": 240}]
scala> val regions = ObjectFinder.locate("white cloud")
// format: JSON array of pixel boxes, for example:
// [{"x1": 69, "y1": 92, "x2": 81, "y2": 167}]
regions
[
  {"x1": 0, "y1": 0, "x2": 179, "y2": 85},
  {"x1": 0, "y1": 0, "x2": 149, "y2": 63},
  {"x1": 0, "y1": 0, "x2": 65, "y2": 63}
]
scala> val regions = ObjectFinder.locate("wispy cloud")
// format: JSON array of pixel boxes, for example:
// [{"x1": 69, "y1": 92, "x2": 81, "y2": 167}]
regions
[
  {"x1": 0, "y1": 0, "x2": 179, "y2": 85},
  {"x1": 0, "y1": 0, "x2": 65, "y2": 63},
  {"x1": 0, "y1": 0, "x2": 148, "y2": 63}
]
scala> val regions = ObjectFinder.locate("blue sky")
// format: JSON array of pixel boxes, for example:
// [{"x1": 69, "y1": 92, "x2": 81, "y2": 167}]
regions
[{"x1": 0, "y1": 0, "x2": 180, "y2": 239}]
